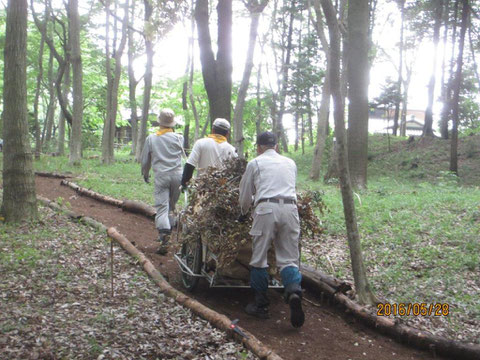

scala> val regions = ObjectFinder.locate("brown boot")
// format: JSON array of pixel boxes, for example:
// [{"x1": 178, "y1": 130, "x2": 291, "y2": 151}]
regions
[{"x1": 156, "y1": 232, "x2": 170, "y2": 255}]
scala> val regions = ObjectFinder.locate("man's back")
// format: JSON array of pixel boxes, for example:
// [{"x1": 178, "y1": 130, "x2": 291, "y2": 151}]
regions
[
  {"x1": 143, "y1": 131, "x2": 184, "y2": 174},
  {"x1": 249, "y1": 149, "x2": 297, "y2": 202},
  {"x1": 187, "y1": 137, "x2": 236, "y2": 172}
]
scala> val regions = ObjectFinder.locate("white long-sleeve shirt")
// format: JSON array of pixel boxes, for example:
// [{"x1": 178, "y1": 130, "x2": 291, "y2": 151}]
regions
[
  {"x1": 239, "y1": 149, "x2": 297, "y2": 214},
  {"x1": 141, "y1": 131, "x2": 185, "y2": 176}
]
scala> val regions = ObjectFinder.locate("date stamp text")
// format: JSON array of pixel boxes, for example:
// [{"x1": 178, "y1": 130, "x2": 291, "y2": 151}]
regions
[{"x1": 377, "y1": 303, "x2": 450, "y2": 317}]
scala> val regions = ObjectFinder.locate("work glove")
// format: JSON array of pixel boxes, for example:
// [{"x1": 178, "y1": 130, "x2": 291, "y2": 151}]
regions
[
  {"x1": 237, "y1": 214, "x2": 248, "y2": 223},
  {"x1": 144, "y1": 175, "x2": 150, "y2": 184},
  {"x1": 181, "y1": 179, "x2": 188, "y2": 192}
]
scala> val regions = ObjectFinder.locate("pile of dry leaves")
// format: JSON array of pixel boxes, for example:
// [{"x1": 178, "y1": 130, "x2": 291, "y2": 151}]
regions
[
  {"x1": 179, "y1": 158, "x2": 325, "y2": 271},
  {"x1": 0, "y1": 206, "x2": 255, "y2": 359}
]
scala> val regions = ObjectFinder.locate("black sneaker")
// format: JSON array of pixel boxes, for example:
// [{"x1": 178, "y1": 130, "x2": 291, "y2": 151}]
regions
[
  {"x1": 289, "y1": 293, "x2": 305, "y2": 328},
  {"x1": 245, "y1": 303, "x2": 270, "y2": 319}
]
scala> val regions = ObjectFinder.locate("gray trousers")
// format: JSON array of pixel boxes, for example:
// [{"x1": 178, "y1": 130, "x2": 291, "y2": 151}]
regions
[
  {"x1": 249, "y1": 202, "x2": 300, "y2": 271},
  {"x1": 154, "y1": 171, "x2": 182, "y2": 231}
]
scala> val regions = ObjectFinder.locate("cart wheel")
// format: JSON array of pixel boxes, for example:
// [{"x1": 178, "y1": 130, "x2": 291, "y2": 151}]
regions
[{"x1": 180, "y1": 236, "x2": 202, "y2": 292}]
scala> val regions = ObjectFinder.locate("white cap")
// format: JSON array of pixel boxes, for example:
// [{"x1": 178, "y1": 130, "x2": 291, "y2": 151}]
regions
[{"x1": 212, "y1": 118, "x2": 230, "y2": 131}]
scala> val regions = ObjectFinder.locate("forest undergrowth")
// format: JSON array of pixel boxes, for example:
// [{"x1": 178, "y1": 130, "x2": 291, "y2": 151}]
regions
[{"x1": 2, "y1": 134, "x2": 478, "y2": 344}]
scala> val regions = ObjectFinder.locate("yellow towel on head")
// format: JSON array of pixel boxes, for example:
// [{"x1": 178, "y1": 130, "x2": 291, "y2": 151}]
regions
[
  {"x1": 156, "y1": 128, "x2": 173, "y2": 136},
  {"x1": 208, "y1": 134, "x2": 227, "y2": 144}
]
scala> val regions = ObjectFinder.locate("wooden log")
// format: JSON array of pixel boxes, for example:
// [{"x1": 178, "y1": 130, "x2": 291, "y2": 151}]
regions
[
  {"x1": 79, "y1": 216, "x2": 108, "y2": 232},
  {"x1": 107, "y1": 227, "x2": 283, "y2": 360},
  {"x1": 41, "y1": 184, "x2": 480, "y2": 359},
  {"x1": 60, "y1": 180, "x2": 123, "y2": 207},
  {"x1": 37, "y1": 195, "x2": 81, "y2": 219},
  {"x1": 38, "y1": 196, "x2": 107, "y2": 232},
  {"x1": 35, "y1": 171, "x2": 72, "y2": 179},
  {"x1": 301, "y1": 264, "x2": 352, "y2": 294},
  {"x1": 301, "y1": 269, "x2": 480, "y2": 360},
  {"x1": 122, "y1": 199, "x2": 155, "y2": 219}
]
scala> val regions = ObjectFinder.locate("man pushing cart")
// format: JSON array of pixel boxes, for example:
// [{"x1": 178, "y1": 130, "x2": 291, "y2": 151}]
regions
[{"x1": 175, "y1": 131, "x2": 305, "y2": 329}]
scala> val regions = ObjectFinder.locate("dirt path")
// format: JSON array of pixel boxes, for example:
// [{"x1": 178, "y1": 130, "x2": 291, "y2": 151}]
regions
[{"x1": 35, "y1": 176, "x2": 447, "y2": 360}]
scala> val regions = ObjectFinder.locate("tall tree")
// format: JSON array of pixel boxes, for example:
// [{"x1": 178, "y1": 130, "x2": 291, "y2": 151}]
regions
[
  {"x1": 57, "y1": 61, "x2": 70, "y2": 156},
  {"x1": 195, "y1": 0, "x2": 233, "y2": 124},
  {"x1": 233, "y1": 0, "x2": 268, "y2": 157},
  {"x1": 450, "y1": 0, "x2": 469, "y2": 174},
  {"x1": 186, "y1": 0, "x2": 200, "y2": 143},
  {"x1": 31, "y1": 0, "x2": 74, "y2": 129},
  {"x1": 310, "y1": 0, "x2": 330, "y2": 181},
  {"x1": 320, "y1": 0, "x2": 377, "y2": 305},
  {"x1": 423, "y1": 0, "x2": 444, "y2": 137},
  {"x1": 127, "y1": 0, "x2": 139, "y2": 156},
  {"x1": 274, "y1": 0, "x2": 295, "y2": 152},
  {"x1": 392, "y1": 0, "x2": 405, "y2": 136},
  {"x1": 1, "y1": 0, "x2": 38, "y2": 222},
  {"x1": 43, "y1": 50, "x2": 56, "y2": 148},
  {"x1": 346, "y1": 0, "x2": 370, "y2": 189},
  {"x1": 440, "y1": 0, "x2": 459, "y2": 139},
  {"x1": 136, "y1": 0, "x2": 154, "y2": 162},
  {"x1": 31, "y1": 1, "x2": 47, "y2": 160},
  {"x1": 102, "y1": 0, "x2": 129, "y2": 164},
  {"x1": 68, "y1": 0, "x2": 83, "y2": 165}
]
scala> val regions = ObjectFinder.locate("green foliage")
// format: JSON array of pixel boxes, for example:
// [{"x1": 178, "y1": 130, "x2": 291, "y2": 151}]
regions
[{"x1": 287, "y1": 134, "x2": 480, "y2": 338}]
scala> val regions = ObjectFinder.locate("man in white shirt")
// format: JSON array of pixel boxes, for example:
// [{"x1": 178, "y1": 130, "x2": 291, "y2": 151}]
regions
[
  {"x1": 181, "y1": 118, "x2": 237, "y2": 187},
  {"x1": 239, "y1": 131, "x2": 304, "y2": 328},
  {"x1": 141, "y1": 109, "x2": 185, "y2": 255}
]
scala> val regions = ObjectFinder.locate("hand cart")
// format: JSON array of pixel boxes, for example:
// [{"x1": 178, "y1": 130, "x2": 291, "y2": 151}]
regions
[{"x1": 173, "y1": 191, "x2": 283, "y2": 292}]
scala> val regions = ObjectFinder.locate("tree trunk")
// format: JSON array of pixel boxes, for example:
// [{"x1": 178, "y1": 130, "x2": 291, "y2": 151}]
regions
[
  {"x1": 393, "y1": 0, "x2": 405, "y2": 136},
  {"x1": 450, "y1": 0, "x2": 469, "y2": 175},
  {"x1": 441, "y1": 0, "x2": 459, "y2": 139},
  {"x1": 439, "y1": 0, "x2": 449, "y2": 139},
  {"x1": 136, "y1": 0, "x2": 154, "y2": 162},
  {"x1": 307, "y1": 88, "x2": 314, "y2": 146},
  {"x1": 68, "y1": 0, "x2": 83, "y2": 165},
  {"x1": 32, "y1": 4, "x2": 46, "y2": 160},
  {"x1": 187, "y1": 6, "x2": 200, "y2": 143},
  {"x1": 310, "y1": 78, "x2": 330, "y2": 180},
  {"x1": 423, "y1": 0, "x2": 443, "y2": 137},
  {"x1": 103, "y1": 0, "x2": 114, "y2": 163},
  {"x1": 275, "y1": 3, "x2": 295, "y2": 153},
  {"x1": 320, "y1": 0, "x2": 377, "y2": 305},
  {"x1": 310, "y1": 0, "x2": 330, "y2": 181},
  {"x1": 1, "y1": 0, "x2": 38, "y2": 222},
  {"x1": 44, "y1": 50, "x2": 56, "y2": 147},
  {"x1": 195, "y1": 0, "x2": 233, "y2": 123},
  {"x1": 294, "y1": 95, "x2": 299, "y2": 152},
  {"x1": 102, "y1": 0, "x2": 129, "y2": 164},
  {"x1": 127, "y1": 0, "x2": 138, "y2": 156},
  {"x1": 256, "y1": 63, "x2": 262, "y2": 137},
  {"x1": 347, "y1": 0, "x2": 370, "y2": 189},
  {"x1": 233, "y1": 1, "x2": 266, "y2": 157},
  {"x1": 57, "y1": 62, "x2": 70, "y2": 156}
]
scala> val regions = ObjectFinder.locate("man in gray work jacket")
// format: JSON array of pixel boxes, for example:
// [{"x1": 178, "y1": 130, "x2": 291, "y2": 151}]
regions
[
  {"x1": 239, "y1": 131, "x2": 304, "y2": 328},
  {"x1": 141, "y1": 109, "x2": 185, "y2": 255}
]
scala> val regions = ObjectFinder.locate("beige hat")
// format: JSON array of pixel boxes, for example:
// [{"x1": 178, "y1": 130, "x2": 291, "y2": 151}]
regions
[
  {"x1": 158, "y1": 108, "x2": 176, "y2": 127},
  {"x1": 212, "y1": 118, "x2": 230, "y2": 131}
]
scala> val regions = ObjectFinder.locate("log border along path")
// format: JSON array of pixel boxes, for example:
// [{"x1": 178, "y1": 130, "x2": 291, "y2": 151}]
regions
[
  {"x1": 37, "y1": 175, "x2": 480, "y2": 360},
  {"x1": 36, "y1": 194, "x2": 282, "y2": 360}
]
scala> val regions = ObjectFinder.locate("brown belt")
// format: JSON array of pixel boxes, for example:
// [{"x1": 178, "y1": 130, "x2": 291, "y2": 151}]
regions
[{"x1": 258, "y1": 197, "x2": 296, "y2": 205}]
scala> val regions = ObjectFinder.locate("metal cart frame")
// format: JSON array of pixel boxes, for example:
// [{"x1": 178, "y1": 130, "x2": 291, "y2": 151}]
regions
[{"x1": 173, "y1": 191, "x2": 283, "y2": 292}]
